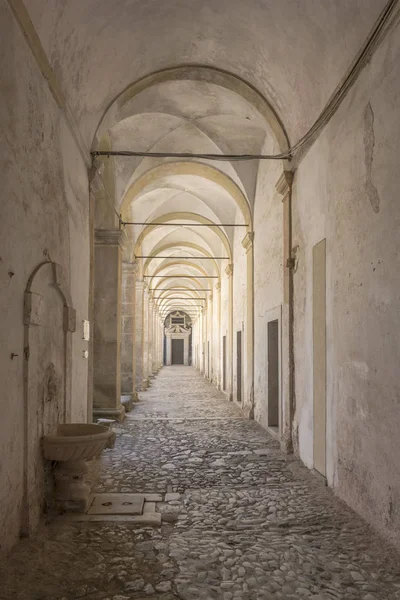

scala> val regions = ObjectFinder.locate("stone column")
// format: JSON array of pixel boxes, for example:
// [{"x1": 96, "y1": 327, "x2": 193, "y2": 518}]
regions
[
  {"x1": 153, "y1": 311, "x2": 160, "y2": 373},
  {"x1": 215, "y1": 282, "x2": 221, "y2": 388},
  {"x1": 142, "y1": 286, "x2": 149, "y2": 389},
  {"x1": 121, "y1": 261, "x2": 138, "y2": 401},
  {"x1": 226, "y1": 263, "x2": 234, "y2": 399},
  {"x1": 242, "y1": 232, "x2": 255, "y2": 418},
  {"x1": 166, "y1": 334, "x2": 172, "y2": 365},
  {"x1": 208, "y1": 293, "x2": 213, "y2": 380},
  {"x1": 135, "y1": 280, "x2": 144, "y2": 392},
  {"x1": 93, "y1": 229, "x2": 126, "y2": 421},
  {"x1": 203, "y1": 306, "x2": 207, "y2": 376},
  {"x1": 147, "y1": 299, "x2": 154, "y2": 380},
  {"x1": 276, "y1": 171, "x2": 294, "y2": 453},
  {"x1": 160, "y1": 320, "x2": 164, "y2": 367},
  {"x1": 184, "y1": 335, "x2": 189, "y2": 366},
  {"x1": 152, "y1": 307, "x2": 158, "y2": 374}
]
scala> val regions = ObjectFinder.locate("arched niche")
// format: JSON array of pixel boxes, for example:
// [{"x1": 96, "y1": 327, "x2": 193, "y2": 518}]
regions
[{"x1": 21, "y1": 261, "x2": 76, "y2": 536}]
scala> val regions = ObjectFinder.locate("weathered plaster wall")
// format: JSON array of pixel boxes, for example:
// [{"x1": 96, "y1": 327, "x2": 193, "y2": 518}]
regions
[
  {"x1": 293, "y1": 22, "x2": 400, "y2": 546},
  {"x1": 0, "y1": 3, "x2": 89, "y2": 553},
  {"x1": 253, "y1": 158, "x2": 283, "y2": 430}
]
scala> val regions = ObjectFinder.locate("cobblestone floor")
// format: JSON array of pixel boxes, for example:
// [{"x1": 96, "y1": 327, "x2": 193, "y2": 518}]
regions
[{"x1": 1, "y1": 367, "x2": 400, "y2": 600}]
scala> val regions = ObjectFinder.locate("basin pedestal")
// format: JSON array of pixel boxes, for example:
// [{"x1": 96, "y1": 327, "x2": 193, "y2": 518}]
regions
[
  {"x1": 54, "y1": 459, "x2": 90, "y2": 513},
  {"x1": 42, "y1": 423, "x2": 112, "y2": 514}
]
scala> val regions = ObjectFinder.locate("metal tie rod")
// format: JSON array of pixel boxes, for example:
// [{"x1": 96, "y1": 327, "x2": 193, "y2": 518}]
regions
[
  {"x1": 153, "y1": 297, "x2": 206, "y2": 300},
  {"x1": 123, "y1": 222, "x2": 248, "y2": 227},
  {"x1": 144, "y1": 275, "x2": 218, "y2": 278},
  {"x1": 137, "y1": 256, "x2": 229, "y2": 259},
  {"x1": 149, "y1": 288, "x2": 211, "y2": 291}
]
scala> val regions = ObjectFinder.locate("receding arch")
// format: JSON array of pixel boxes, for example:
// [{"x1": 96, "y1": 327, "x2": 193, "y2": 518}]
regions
[
  {"x1": 120, "y1": 162, "x2": 252, "y2": 229},
  {"x1": 147, "y1": 260, "x2": 216, "y2": 289},
  {"x1": 134, "y1": 212, "x2": 232, "y2": 258},
  {"x1": 143, "y1": 241, "x2": 220, "y2": 275}
]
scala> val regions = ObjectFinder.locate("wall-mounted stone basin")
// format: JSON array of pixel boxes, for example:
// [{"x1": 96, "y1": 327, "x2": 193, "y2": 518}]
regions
[
  {"x1": 42, "y1": 423, "x2": 111, "y2": 462},
  {"x1": 42, "y1": 424, "x2": 112, "y2": 513}
]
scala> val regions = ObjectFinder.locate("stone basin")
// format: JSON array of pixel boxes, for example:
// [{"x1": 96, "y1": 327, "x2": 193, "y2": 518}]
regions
[{"x1": 42, "y1": 423, "x2": 111, "y2": 462}]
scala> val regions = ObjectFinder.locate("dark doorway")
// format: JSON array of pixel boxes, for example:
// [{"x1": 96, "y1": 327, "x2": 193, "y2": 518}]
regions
[
  {"x1": 267, "y1": 319, "x2": 279, "y2": 428},
  {"x1": 172, "y1": 339, "x2": 184, "y2": 364},
  {"x1": 222, "y1": 335, "x2": 226, "y2": 391},
  {"x1": 236, "y1": 330, "x2": 242, "y2": 403}
]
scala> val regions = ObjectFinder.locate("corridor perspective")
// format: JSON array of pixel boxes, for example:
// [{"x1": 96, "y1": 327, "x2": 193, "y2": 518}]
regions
[
  {"x1": 1, "y1": 367, "x2": 400, "y2": 600},
  {"x1": 1, "y1": 0, "x2": 400, "y2": 598}
]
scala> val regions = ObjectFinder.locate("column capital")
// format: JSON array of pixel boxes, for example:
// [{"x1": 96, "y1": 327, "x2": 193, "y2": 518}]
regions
[
  {"x1": 275, "y1": 171, "x2": 293, "y2": 198},
  {"x1": 95, "y1": 228, "x2": 127, "y2": 249},
  {"x1": 215, "y1": 282, "x2": 221, "y2": 292},
  {"x1": 225, "y1": 263, "x2": 234, "y2": 278},
  {"x1": 241, "y1": 231, "x2": 254, "y2": 253},
  {"x1": 121, "y1": 259, "x2": 139, "y2": 275}
]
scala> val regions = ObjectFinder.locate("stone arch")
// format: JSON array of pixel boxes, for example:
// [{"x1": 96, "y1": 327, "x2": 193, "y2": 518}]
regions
[{"x1": 94, "y1": 65, "x2": 290, "y2": 154}]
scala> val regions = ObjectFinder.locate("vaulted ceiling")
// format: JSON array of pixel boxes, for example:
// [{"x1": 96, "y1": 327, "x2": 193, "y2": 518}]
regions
[{"x1": 25, "y1": 0, "x2": 388, "y2": 317}]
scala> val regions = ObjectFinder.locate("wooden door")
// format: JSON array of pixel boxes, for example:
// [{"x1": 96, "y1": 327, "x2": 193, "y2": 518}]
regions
[
  {"x1": 267, "y1": 319, "x2": 279, "y2": 428},
  {"x1": 172, "y1": 339, "x2": 184, "y2": 364},
  {"x1": 313, "y1": 239, "x2": 327, "y2": 476},
  {"x1": 237, "y1": 330, "x2": 242, "y2": 403}
]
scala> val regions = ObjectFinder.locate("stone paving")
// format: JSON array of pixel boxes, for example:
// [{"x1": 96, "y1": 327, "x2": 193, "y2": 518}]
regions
[{"x1": 1, "y1": 367, "x2": 400, "y2": 600}]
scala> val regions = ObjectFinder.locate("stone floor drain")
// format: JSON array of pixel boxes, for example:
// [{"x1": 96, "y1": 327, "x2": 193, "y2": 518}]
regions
[{"x1": 58, "y1": 493, "x2": 165, "y2": 525}]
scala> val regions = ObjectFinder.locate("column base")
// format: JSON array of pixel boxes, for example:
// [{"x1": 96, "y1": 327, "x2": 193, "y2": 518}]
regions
[
  {"x1": 120, "y1": 395, "x2": 133, "y2": 412},
  {"x1": 142, "y1": 378, "x2": 150, "y2": 390},
  {"x1": 93, "y1": 405, "x2": 126, "y2": 422}
]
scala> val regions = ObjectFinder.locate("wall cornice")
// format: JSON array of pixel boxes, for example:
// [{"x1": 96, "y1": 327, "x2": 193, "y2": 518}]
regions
[{"x1": 95, "y1": 229, "x2": 127, "y2": 249}]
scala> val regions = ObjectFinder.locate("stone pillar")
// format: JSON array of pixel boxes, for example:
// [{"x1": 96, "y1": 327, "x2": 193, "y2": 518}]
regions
[
  {"x1": 152, "y1": 307, "x2": 158, "y2": 374},
  {"x1": 121, "y1": 261, "x2": 138, "y2": 399},
  {"x1": 93, "y1": 229, "x2": 126, "y2": 421},
  {"x1": 135, "y1": 280, "x2": 144, "y2": 392},
  {"x1": 160, "y1": 320, "x2": 164, "y2": 367},
  {"x1": 203, "y1": 304, "x2": 206, "y2": 376},
  {"x1": 184, "y1": 335, "x2": 189, "y2": 366},
  {"x1": 142, "y1": 286, "x2": 149, "y2": 389},
  {"x1": 276, "y1": 171, "x2": 294, "y2": 453},
  {"x1": 147, "y1": 299, "x2": 154, "y2": 380},
  {"x1": 242, "y1": 232, "x2": 255, "y2": 418},
  {"x1": 215, "y1": 282, "x2": 221, "y2": 388},
  {"x1": 166, "y1": 334, "x2": 172, "y2": 365},
  {"x1": 226, "y1": 263, "x2": 234, "y2": 399},
  {"x1": 153, "y1": 311, "x2": 160, "y2": 373},
  {"x1": 208, "y1": 293, "x2": 213, "y2": 380}
]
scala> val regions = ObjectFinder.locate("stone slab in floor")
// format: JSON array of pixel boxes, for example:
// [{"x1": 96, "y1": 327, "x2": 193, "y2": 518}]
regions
[
  {"x1": 87, "y1": 493, "x2": 145, "y2": 515},
  {"x1": 58, "y1": 513, "x2": 162, "y2": 525}
]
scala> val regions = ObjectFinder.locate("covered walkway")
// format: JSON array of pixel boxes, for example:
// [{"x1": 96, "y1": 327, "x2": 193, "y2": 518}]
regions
[{"x1": 1, "y1": 368, "x2": 399, "y2": 600}]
